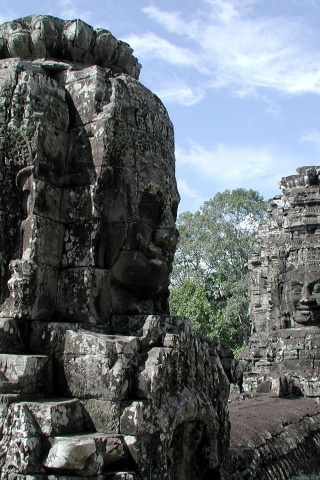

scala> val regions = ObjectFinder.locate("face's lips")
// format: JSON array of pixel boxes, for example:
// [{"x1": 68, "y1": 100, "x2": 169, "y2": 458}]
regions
[
  {"x1": 135, "y1": 232, "x2": 175, "y2": 263},
  {"x1": 296, "y1": 305, "x2": 320, "y2": 312}
]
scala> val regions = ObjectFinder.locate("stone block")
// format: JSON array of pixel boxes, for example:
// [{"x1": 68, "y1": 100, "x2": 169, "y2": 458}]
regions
[
  {"x1": 95, "y1": 222, "x2": 127, "y2": 269},
  {"x1": 0, "y1": 261, "x2": 58, "y2": 320},
  {"x1": 0, "y1": 354, "x2": 51, "y2": 394},
  {"x1": 0, "y1": 394, "x2": 21, "y2": 434},
  {"x1": 63, "y1": 330, "x2": 140, "y2": 356},
  {"x1": 120, "y1": 401, "x2": 152, "y2": 435},
  {"x1": 21, "y1": 214, "x2": 64, "y2": 267},
  {"x1": 61, "y1": 331, "x2": 139, "y2": 401},
  {"x1": 24, "y1": 398, "x2": 85, "y2": 436},
  {"x1": 64, "y1": 126, "x2": 94, "y2": 176},
  {"x1": 44, "y1": 433, "x2": 124, "y2": 476},
  {"x1": 269, "y1": 375, "x2": 290, "y2": 398},
  {"x1": 0, "y1": 318, "x2": 28, "y2": 353},
  {"x1": 299, "y1": 349, "x2": 320, "y2": 359},
  {"x1": 82, "y1": 399, "x2": 121, "y2": 433},
  {"x1": 61, "y1": 221, "x2": 99, "y2": 267},
  {"x1": 56, "y1": 268, "x2": 111, "y2": 323},
  {"x1": 3, "y1": 402, "x2": 42, "y2": 437},
  {"x1": 283, "y1": 349, "x2": 299, "y2": 360},
  {"x1": 32, "y1": 180, "x2": 61, "y2": 222},
  {"x1": 301, "y1": 380, "x2": 320, "y2": 397},
  {"x1": 29, "y1": 322, "x2": 79, "y2": 359},
  {"x1": 62, "y1": 353, "x2": 133, "y2": 400},
  {"x1": 1, "y1": 434, "x2": 45, "y2": 474},
  {"x1": 60, "y1": 186, "x2": 93, "y2": 223},
  {"x1": 62, "y1": 68, "x2": 111, "y2": 125},
  {"x1": 34, "y1": 123, "x2": 68, "y2": 179}
]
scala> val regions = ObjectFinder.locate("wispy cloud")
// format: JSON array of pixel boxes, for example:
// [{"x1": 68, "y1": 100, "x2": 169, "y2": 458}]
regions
[
  {"x1": 176, "y1": 140, "x2": 299, "y2": 197},
  {"x1": 155, "y1": 81, "x2": 205, "y2": 106},
  {"x1": 128, "y1": 0, "x2": 320, "y2": 102},
  {"x1": 124, "y1": 32, "x2": 202, "y2": 70},
  {"x1": 58, "y1": 0, "x2": 92, "y2": 22},
  {"x1": 177, "y1": 179, "x2": 200, "y2": 199},
  {"x1": 300, "y1": 130, "x2": 320, "y2": 151},
  {"x1": 0, "y1": 7, "x2": 16, "y2": 24}
]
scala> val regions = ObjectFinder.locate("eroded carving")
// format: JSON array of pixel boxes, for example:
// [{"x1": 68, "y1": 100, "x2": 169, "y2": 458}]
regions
[
  {"x1": 0, "y1": 15, "x2": 230, "y2": 480},
  {"x1": 244, "y1": 166, "x2": 320, "y2": 400},
  {"x1": 0, "y1": 15, "x2": 179, "y2": 322}
]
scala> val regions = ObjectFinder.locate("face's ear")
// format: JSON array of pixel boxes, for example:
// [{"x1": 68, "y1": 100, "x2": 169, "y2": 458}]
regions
[
  {"x1": 15, "y1": 166, "x2": 34, "y2": 191},
  {"x1": 100, "y1": 166, "x2": 114, "y2": 188}
]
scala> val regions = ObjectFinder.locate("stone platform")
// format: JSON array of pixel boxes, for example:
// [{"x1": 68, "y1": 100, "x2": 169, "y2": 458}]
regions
[{"x1": 230, "y1": 395, "x2": 320, "y2": 479}]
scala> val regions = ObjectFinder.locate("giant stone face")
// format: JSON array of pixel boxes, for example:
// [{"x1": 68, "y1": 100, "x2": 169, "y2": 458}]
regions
[
  {"x1": 0, "y1": 15, "x2": 179, "y2": 323},
  {"x1": 249, "y1": 166, "x2": 320, "y2": 333},
  {"x1": 280, "y1": 267, "x2": 320, "y2": 326}
]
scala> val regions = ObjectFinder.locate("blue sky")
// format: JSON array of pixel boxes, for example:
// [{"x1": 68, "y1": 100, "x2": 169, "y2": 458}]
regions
[{"x1": 2, "y1": 0, "x2": 320, "y2": 213}]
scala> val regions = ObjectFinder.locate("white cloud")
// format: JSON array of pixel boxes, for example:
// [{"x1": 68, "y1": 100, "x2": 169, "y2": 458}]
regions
[
  {"x1": 155, "y1": 82, "x2": 205, "y2": 106},
  {"x1": 176, "y1": 140, "x2": 298, "y2": 197},
  {"x1": 141, "y1": 6, "x2": 200, "y2": 39},
  {"x1": 124, "y1": 32, "x2": 201, "y2": 70},
  {"x1": 134, "y1": 0, "x2": 320, "y2": 99},
  {"x1": 177, "y1": 179, "x2": 199, "y2": 198},
  {"x1": 58, "y1": 0, "x2": 92, "y2": 22},
  {"x1": 300, "y1": 130, "x2": 320, "y2": 152}
]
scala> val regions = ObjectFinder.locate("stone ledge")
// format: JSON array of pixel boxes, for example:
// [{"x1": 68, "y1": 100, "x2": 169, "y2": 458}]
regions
[{"x1": 230, "y1": 395, "x2": 320, "y2": 479}]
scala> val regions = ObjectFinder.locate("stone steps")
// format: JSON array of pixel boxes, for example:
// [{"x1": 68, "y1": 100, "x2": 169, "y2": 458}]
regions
[
  {"x1": 5, "y1": 398, "x2": 86, "y2": 436},
  {"x1": 0, "y1": 396, "x2": 131, "y2": 477}
]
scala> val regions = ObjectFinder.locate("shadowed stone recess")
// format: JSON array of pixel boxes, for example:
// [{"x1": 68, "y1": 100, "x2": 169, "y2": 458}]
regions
[{"x1": 0, "y1": 15, "x2": 230, "y2": 479}]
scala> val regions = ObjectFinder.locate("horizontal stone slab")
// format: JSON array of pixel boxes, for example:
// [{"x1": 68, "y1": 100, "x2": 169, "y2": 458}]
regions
[{"x1": 0, "y1": 354, "x2": 51, "y2": 394}]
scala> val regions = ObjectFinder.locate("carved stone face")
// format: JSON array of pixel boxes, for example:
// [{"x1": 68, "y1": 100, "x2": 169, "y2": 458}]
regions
[
  {"x1": 111, "y1": 163, "x2": 178, "y2": 298},
  {"x1": 281, "y1": 267, "x2": 320, "y2": 325}
]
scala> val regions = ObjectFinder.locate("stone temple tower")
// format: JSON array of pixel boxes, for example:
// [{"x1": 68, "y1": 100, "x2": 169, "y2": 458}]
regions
[{"x1": 245, "y1": 166, "x2": 320, "y2": 398}]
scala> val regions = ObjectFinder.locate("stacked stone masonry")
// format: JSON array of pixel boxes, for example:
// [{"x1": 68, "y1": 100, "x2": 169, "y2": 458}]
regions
[
  {"x1": 229, "y1": 167, "x2": 320, "y2": 479},
  {"x1": 244, "y1": 166, "x2": 320, "y2": 398},
  {"x1": 0, "y1": 15, "x2": 230, "y2": 479}
]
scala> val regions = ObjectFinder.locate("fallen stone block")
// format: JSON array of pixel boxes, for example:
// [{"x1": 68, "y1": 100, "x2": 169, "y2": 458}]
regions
[{"x1": 44, "y1": 433, "x2": 125, "y2": 476}]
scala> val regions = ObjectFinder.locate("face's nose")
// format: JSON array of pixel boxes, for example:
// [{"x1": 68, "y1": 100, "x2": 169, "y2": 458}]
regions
[
  {"x1": 300, "y1": 284, "x2": 317, "y2": 306},
  {"x1": 154, "y1": 210, "x2": 179, "y2": 251}
]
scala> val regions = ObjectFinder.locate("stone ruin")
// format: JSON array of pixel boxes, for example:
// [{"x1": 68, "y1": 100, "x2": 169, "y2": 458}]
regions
[
  {"x1": 0, "y1": 15, "x2": 230, "y2": 480},
  {"x1": 244, "y1": 165, "x2": 320, "y2": 398},
  {"x1": 227, "y1": 167, "x2": 320, "y2": 479}
]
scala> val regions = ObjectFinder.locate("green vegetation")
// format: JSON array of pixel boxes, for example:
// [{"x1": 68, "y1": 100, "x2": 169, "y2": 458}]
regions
[{"x1": 169, "y1": 188, "x2": 267, "y2": 351}]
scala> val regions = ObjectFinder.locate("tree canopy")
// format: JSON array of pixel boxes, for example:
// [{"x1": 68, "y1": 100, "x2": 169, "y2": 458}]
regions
[{"x1": 169, "y1": 188, "x2": 267, "y2": 351}]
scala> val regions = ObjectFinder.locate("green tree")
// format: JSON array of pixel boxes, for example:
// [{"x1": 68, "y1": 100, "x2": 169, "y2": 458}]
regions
[{"x1": 169, "y1": 188, "x2": 266, "y2": 350}]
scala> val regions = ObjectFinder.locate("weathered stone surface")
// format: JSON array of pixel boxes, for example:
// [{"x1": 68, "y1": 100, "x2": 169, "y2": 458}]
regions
[
  {"x1": 61, "y1": 331, "x2": 139, "y2": 400},
  {"x1": 242, "y1": 167, "x2": 320, "y2": 399},
  {"x1": 0, "y1": 14, "x2": 230, "y2": 480},
  {"x1": 0, "y1": 15, "x2": 178, "y2": 322},
  {"x1": 44, "y1": 433, "x2": 124, "y2": 476},
  {"x1": 0, "y1": 355, "x2": 51, "y2": 394},
  {"x1": 230, "y1": 168, "x2": 320, "y2": 479},
  {"x1": 230, "y1": 396, "x2": 320, "y2": 480}
]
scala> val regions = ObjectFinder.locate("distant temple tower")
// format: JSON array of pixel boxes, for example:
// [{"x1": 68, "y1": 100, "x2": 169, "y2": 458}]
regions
[{"x1": 246, "y1": 166, "x2": 320, "y2": 398}]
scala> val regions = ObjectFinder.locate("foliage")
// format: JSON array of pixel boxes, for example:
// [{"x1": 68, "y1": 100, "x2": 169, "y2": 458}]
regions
[{"x1": 169, "y1": 188, "x2": 267, "y2": 351}]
